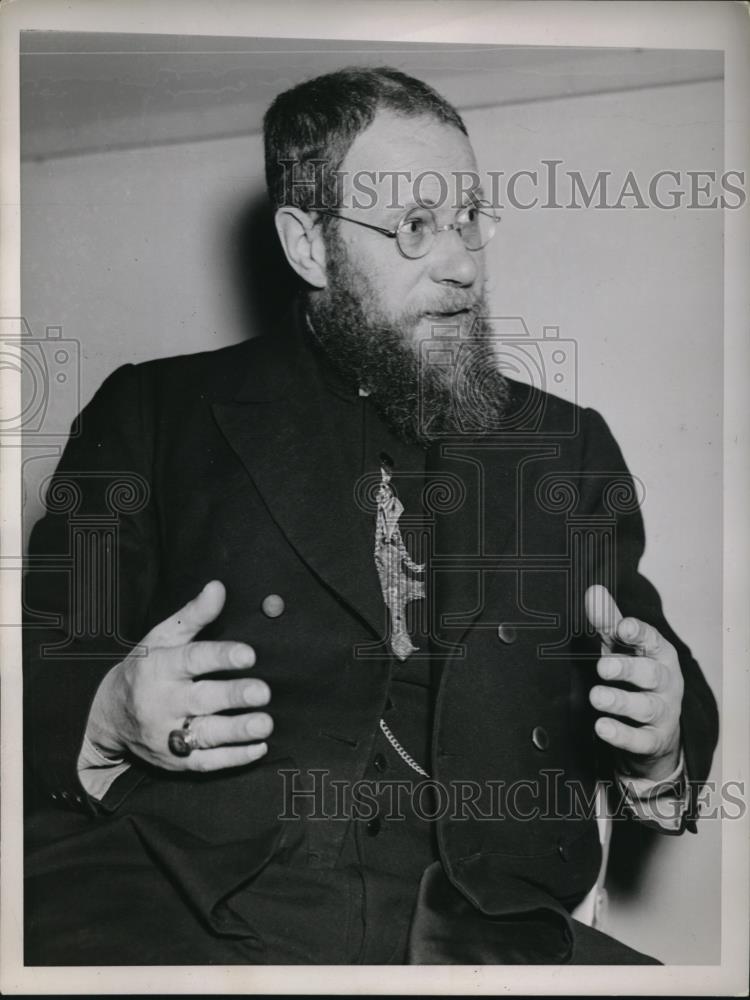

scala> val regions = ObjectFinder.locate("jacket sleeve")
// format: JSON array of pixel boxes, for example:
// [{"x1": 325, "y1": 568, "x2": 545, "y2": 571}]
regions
[
  {"x1": 23, "y1": 362, "x2": 158, "y2": 814},
  {"x1": 578, "y1": 406, "x2": 719, "y2": 833}
]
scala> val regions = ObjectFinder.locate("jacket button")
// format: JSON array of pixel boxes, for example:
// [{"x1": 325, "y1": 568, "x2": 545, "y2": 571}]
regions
[
  {"x1": 261, "y1": 594, "x2": 285, "y2": 618},
  {"x1": 366, "y1": 815, "x2": 382, "y2": 837},
  {"x1": 373, "y1": 753, "x2": 387, "y2": 773},
  {"x1": 557, "y1": 839, "x2": 569, "y2": 862},
  {"x1": 531, "y1": 726, "x2": 550, "y2": 751},
  {"x1": 497, "y1": 623, "x2": 517, "y2": 644}
]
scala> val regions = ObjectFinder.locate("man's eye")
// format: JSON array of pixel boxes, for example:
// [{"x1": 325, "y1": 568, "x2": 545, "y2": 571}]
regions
[{"x1": 402, "y1": 218, "x2": 426, "y2": 235}]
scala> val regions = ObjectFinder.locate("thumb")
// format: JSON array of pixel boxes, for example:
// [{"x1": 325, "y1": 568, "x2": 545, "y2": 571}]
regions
[
  {"x1": 146, "y1": 580, "x2": 226, "y2": 647},
  {"x1": 584, "y1": 584, "x2": 623, "y2": 653}
]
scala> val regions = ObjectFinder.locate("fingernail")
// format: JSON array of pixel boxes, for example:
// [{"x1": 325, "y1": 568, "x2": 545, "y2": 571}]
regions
[
  {"x1": 619, "y1": 619, "x2": 638, "y2": 641},
  {"x1": 600, "y1": 659, "x2": 620, "y2": 680},
  {"x1": 247, "y1": 714, "x2": 271, "y2": 738},
  {"x1": 594, "y1": 687, "x2": 615, "y2": 707},
  {"x1": 596, "y1": 718, "x2": 615, "y2": 739},
  {"x1": 231, "y1": 644, "x2": 255, "y2": 667},
  {"x1": 244, "y1": 681, "x2": 268, "y2": 704}
]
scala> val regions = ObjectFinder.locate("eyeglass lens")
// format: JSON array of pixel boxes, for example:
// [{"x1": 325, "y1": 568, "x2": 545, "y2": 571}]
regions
[{"x1": 396, "y1": 204, "x2": 495, "y2": 258}]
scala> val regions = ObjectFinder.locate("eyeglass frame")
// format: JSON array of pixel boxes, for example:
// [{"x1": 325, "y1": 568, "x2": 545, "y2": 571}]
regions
[{"x1": 313, "y1": 199, "x2": 501, "y2": 259}]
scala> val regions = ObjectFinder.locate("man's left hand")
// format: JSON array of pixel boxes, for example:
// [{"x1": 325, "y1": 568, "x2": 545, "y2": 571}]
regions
[{"x1": 584, "y1": 584, "x2": 684, "y2": 781}]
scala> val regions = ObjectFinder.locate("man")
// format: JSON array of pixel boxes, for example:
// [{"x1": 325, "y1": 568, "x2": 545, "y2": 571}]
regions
[{"x1": 23, "y1": 67, "x2": 718, "y2": 965}]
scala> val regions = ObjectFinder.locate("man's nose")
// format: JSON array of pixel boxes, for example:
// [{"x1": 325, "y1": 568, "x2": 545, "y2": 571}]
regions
[{"x1": 427, "y1": 229, "x2": 480, "y2": 287}]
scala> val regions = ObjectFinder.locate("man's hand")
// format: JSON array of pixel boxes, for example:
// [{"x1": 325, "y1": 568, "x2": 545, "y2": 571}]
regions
[
  {"x1": 86, "y1": 580, "x2": 272, "y2": 772},
  {"x1": 584, "y1": 584, "x2": 684, "y2": 781}
]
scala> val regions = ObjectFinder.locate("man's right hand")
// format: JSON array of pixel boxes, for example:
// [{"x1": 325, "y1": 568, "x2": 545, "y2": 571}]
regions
[{"x1": 85, "y1": 580, "x2": 272, "y2": 772}]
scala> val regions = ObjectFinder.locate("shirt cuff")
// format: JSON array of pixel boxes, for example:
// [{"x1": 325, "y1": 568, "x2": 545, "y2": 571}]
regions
[
  {"x1": 615, "y1": 748, "x2": 688, "y2": 832},
  {"x1": 77, "y1": 732, "x2": 132, "y2": 801}
]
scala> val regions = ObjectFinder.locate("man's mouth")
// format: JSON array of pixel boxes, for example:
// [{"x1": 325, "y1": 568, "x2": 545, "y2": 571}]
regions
[{"x1": 423, "y1": 307, "x2": 472, "y2": 319}]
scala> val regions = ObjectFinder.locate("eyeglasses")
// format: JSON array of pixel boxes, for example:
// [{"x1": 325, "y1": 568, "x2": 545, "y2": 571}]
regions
[{"x1": 315, "y1": 200, "x2": 500, "y2": 259}]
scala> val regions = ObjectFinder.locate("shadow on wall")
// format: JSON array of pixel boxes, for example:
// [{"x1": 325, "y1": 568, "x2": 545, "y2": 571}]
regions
[{"x1": 227, "y1": 190, "x2": 302, "y2": 339}]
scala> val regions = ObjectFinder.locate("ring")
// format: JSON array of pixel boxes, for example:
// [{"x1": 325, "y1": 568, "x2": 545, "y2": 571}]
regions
[{"x1": 168, "y1": 717, "x2": 199, "y2": 758}]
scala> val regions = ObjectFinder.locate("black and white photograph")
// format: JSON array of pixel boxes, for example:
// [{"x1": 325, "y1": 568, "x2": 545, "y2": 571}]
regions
[{"x1": 1, "y1": 0, "x2": 747, "y2": 994}]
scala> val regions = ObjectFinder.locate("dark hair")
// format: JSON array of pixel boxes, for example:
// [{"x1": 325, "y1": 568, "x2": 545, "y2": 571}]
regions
[{"x1": 263, "y1": 66, "x2": 467, "y2": 215}]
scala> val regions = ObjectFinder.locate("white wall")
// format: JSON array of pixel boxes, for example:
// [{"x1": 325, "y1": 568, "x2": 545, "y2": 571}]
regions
[
  {"x1": 466, "y1": 79, "x2": 723, "y2": 963},
  {"x1": 468, "y1": 79, "x2": 723, "y2": 721},
  {"x1": 21, "y1": 76, "x2": 723, "y2": 963}
]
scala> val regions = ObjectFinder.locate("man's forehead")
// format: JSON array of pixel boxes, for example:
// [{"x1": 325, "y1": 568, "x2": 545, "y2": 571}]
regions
[{"x1": 338, "y1": 110, "x2": 479, "y2": 209}]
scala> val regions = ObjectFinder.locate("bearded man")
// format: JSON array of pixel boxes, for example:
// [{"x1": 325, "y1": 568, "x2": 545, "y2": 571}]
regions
[{"x1": 23, "y1": 67, "x2": 718, "y2": 966}]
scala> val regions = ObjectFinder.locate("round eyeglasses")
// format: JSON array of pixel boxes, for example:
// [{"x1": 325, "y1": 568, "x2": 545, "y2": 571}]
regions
[{"x1": 315, "y1": 200, "x2": 500, "y2": 259}]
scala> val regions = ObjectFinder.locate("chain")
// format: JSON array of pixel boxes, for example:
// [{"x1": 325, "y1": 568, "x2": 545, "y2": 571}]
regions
[{"x1": 378, "y1": 718, "x2": 430, "y2": 778}]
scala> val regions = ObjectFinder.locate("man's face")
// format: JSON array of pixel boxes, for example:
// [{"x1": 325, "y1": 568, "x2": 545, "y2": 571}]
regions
[
  {"x1": 328, "y1": 111, "x2": 486, "y2": 343},
  {"x1": 307, "y1": 111, "x2": 508, "y2": 446}
]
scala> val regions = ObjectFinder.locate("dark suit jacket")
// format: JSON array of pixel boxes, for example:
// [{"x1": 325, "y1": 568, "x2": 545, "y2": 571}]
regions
[{"x1": 23, "y1": 304, "x2": 718, "y2": 958}]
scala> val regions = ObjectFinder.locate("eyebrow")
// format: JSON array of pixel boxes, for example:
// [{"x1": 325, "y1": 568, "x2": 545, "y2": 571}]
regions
[{"x1": 384, "y1": 187, "x2": 488, "y2": 217}]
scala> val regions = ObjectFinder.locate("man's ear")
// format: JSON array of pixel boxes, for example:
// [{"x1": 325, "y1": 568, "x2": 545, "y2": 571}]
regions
[{"x1": 274, "y1": 206, "x2": 327, "y2": 289}]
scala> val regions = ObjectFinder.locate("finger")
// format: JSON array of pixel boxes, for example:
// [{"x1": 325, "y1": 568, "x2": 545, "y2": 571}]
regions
[
  {"x1": 146, "y1": 581, "x2": 226, "y2": 647},
  {"x1": 589, "y1": 685, "x2": 663, "y2": 724},
  {"x1": 180, "y1": 640, "x2": 256, "y2": 678},
  {"x1": 584, "y1": 584, "x2": 623, "y2": 653},
  {"x1": 615, "y1": 616, "x2": 667, "y2": 659},
  {"x1": 594, "y1": 716, "x2": 660, "y2": 757},
  {"x1": 186, "y1": 741, "x2": 269, "y2": 774},
  {"x1": 187, "y1": 677, "x2": 271, "y2": 717},
  {"x1": 596, "y1": 655, "x2": 661, "y2": 690},
  {"x1": 189, "y1": 711, "x2": 273, "y2": 749}
]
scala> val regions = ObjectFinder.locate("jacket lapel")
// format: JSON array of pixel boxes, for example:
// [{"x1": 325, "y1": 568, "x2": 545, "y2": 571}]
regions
[{"x1": 212, "y1": 311, "x2": 386, "y2": 640}]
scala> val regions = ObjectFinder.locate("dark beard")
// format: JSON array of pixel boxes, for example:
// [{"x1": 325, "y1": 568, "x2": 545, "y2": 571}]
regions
[{"x1": 306, "y1": 235, "x2": 510, "y2": 448}]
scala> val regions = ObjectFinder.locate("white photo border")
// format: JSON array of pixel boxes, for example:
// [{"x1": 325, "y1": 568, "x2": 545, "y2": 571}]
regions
[{"x1": 1, "y1": 0, "x2": 748, "y2": 994}]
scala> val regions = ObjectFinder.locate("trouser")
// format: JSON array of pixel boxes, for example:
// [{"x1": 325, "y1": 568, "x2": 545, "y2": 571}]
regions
[
  {"x1": 24, "y1": 807, "x2": 421, "y2": 965},
  {"x1": 24, "y1": 809, "x2": 658, "y2": 966}
]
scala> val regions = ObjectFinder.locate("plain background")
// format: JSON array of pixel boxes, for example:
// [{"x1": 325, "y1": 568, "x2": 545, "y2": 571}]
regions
[{"x1": 19, "y1": 34, "x2": 723, "y2": 964}]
